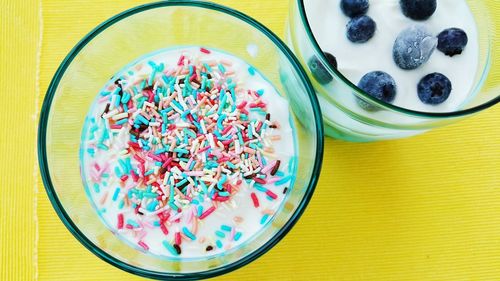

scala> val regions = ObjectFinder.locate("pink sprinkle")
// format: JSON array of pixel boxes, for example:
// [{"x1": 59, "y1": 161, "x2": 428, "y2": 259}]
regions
[
  {"x1": 255, "y1": 121, "x2": 263, "y2": 132},
  {"x1": 162, "y1": 158, "x2": 172, "y2": 168},
  {"x1": 198, "y1": 146, "x2": 210, "y2": 153},
  {"x1": 97, "y1": 162, "x2": 109, "y2": 176},
  {"x1": 138, "y1": 241, "x2": 149, "y2": 250},
  {"x1": 138, "y1": 231, "x2": 147, "y2": 241},
  {"x1": 221, "y1": 125, "x2": 232, "y2": 135},
  {"x1": 160, "y1": 224, "x2": 169, "y2": 235},
  {"x1": 256, "y1": 152, "x2": 263, "y2": 167},
  {"x1": 261, "y1": 160, "x2": 277, "y2": 174},
  {"x1": 189, "y1": 73, "x2": 197, "y2": 82},
  {"x1": 148, "y1": 153, "x2": 162, "y2": 162},
  {"x1": 200, "y1": 47, "x2": 211, "y2": 54},
  {"x1": 175, "y1": 232, "x2": 182, "y2": 245},
  {"x1": 184, "y1": 171, "x2": 204, "y2": 177},
  {"x1": 98, "y1": 96, "x2": 109, "y2": 103},
  {"x1": 187, "y1": 207, "x2": 196, "y2": 224},
  {"x1": 117, "y1": 214, "x2": 124, "y2": 229},
  {"x1": 230, "y1": 227, "x2": 236, "y2": 241},
  {"x1": 265, "y1": 177, "x2": 280, "y2": 184},
  {"x1": 133, "y1": 154, "x2": 145, "y2": 164},
  {"x1": 169, "y1": 211, "x2": 183, "y2": 222},
  {"x1": 168, "y1": 113, "x2": 180, "y2": 120},
  {"x1": 199, "y1": 206, "x2": 216, "y2": 220},
  {"x1": 236, "y1": 101, "x2": 247, "y2": 110},
  {"x1": 250, "y1": 192, "x2": 259, "y2": 208},
  {"x1": 177, "y1": 55, "x2": 185, "y2": 66},
  {"x1": 130, "y1": 169, "x2": 139, "y2": 182},
  {"x1": 254, "y1": 178, "x2": 266, "y2": 184},
  {"x1": 266, "y1": 190, "x2": 278, "y2": 200},
  {"x1": 110, "y1": 124, "x2": 122, "y2": 130}
]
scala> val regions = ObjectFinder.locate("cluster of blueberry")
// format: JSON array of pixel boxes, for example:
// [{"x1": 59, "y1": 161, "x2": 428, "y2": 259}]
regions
[{"x1": 308, "y1": 0, "x2": 470, "y2": 110}]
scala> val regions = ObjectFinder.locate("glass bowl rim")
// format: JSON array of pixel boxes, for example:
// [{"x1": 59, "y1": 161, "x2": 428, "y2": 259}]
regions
[
  {"x1": 296, "y1": 0, "x2": 500, "y2": 118},
  {"x1": 37, "y1": 0, "x2": 324, "y2": 280}
]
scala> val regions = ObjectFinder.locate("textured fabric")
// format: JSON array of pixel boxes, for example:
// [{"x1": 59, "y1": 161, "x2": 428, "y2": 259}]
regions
[{"x1": 1, "y1": 0, "x2": 499, "y2": 280}]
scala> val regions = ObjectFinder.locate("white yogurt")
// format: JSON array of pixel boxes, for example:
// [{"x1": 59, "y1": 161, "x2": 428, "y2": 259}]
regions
[
  {"x1": 80, "y1": 47, "x2": 296, "y2": 258},
  {"x1": 305, "y1": 0, "x2": 480, "y2": 112}
]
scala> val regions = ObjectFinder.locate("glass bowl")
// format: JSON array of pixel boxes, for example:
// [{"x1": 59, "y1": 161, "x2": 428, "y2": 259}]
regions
[
  {"x1": 286, "y1": 0, "x2": 500, "y2": 142},
  {"x1": 38, "y1": 1, "x2": 324, "y2": 279}
]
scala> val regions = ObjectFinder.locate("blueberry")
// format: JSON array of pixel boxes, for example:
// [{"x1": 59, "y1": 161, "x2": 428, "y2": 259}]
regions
[
  {"x1": 356, "y1": 71, "x2": 397, "y2": 111},
  {"x1": 307, "y1": 52, "x2": 338, "y2": 85},
  {"x1": 400, "y1": 0, "x2": 437, "y2": 21},
  {"x1": 393, "y1": 25, "x2": 437, "y2": 70},
  {"x1": 437, "y1": 28, "x2": 468, "y2": 57},
  {"x1": 340, "y1": 0, "x2": 369, "y2": 18},
  {"x1": 417, "y1": 73, "x2": 452, "y2": 105},
  {"x1": 346, "y1": 15, "x2": 376, "y2": 43}
]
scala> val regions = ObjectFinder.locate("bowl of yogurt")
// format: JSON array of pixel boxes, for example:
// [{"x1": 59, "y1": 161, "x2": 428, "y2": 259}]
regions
[
  {"x1": 38, "y1": 1, "x2": 323, "y2": 279},
  {"x1": 287, "y1": 0, "x2": 500, "y2": 142}
]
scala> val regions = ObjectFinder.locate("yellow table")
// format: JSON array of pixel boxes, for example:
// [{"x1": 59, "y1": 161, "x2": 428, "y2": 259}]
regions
[{"x1": 1, "y1": 0, "x2": 499, "y2": 280}]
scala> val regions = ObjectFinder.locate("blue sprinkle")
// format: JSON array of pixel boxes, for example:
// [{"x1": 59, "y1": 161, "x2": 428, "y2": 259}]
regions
[
  {"x1": 215, "y1": 230, "x2": 226, "y2": 238},
  {"x1": 127, "y1": 219, "x2": 139, "y2": 228},
  {"x1": 175, "y1": 178, "x2": 188, "y2": 187},
  {"x1": 115, "y1": 118, "x2": 128, "y2": 125},
  {"x1": 162, "y1": 241, "x2": 179, "y2": 256},
  {"x1": 112, "y1": 187, "x2": 120, "y2": 201},
  {"x1": 182, "y1": 227, "x2": 196, "y2": 240},
  {"x1": 218, "y1": 63, "x2": 226, "y2": 73},
  {"x1": 169, "y1": 202, "x2": 179, "y2": 211},
  {"x1": 248, "y1": 67, "x2": 256, "y2": 76},
  {"x1": 260, "y1": 214, "x2": 270, "y2": 225},
  {"x1": 93, "y1": 183, "x2": 100, "y2": 193},
  {"x1": 216, "y1": 240, "x2": 223, "y2": 249},
  {"x1": 275, "y1": 176, "x2": 291, "y2": 186},
  {"x1": 254, "y1": 184, "x2": 268, "y2": 193},
  {"x1": 114, "y1": 166, "x2": 123, "y2": 178},
  {"x1": 234, "y1": 232, "x2": 242, "y2": 241},
  {"x1": 147, "y1": 201, "x2": 158, "y2": 211},
  {"x1": 217, "y1": 175, "x2": 227, "y2": 190},
  {"x1": 275, "y1": 170, "x2": 285, "y2": 177},
  {"x1": 221, "y1": 225, "x2": 232, "y2": 232}
]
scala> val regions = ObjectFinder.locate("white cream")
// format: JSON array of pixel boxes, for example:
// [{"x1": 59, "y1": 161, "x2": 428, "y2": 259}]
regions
[
  {"x1": 305, "y1": 0, "x2": 480, "y2": 112},
  {"x1": 80, "y1": 47, "x2": 296, "y2": 259}
]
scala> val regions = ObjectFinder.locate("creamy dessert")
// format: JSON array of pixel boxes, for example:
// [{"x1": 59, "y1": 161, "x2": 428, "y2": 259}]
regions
[
  {"x1": 304, "y1": 0, "x2": 479, "y2": 112},
  {"x1": 80, "y1": 47, "x2": 296, "y2": 258}
]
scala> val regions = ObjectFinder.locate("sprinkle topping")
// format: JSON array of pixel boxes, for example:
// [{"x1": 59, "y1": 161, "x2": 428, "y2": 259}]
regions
[{"x1": 83, "y1": 47, "x2": 294, "y2": 257}]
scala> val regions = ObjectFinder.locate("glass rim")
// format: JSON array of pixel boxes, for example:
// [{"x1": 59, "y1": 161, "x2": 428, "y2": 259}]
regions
[
  {"x1": 37, "y1": 0, "x2": 324, "y2": 279},
  {"x1": 296, "y1": 0, "x2": 500, "y2": 118}
]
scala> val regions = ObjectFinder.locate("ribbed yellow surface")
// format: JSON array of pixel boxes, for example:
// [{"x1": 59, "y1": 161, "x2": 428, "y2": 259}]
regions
[
  {"x1": 0, "y1": 0, "x2": 40, "y2": 280},
  {"x1": 1, "y1": 0, "x2": 499, "y2": 280}
]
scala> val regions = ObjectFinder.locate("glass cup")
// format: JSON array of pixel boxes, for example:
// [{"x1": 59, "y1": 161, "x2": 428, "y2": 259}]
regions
[
  {"x1": 286, "y1": 0, "x2": 500, "y2": 142},
  {"x1": 38, "y1": 1, "x2": 324, "y2": 279}
]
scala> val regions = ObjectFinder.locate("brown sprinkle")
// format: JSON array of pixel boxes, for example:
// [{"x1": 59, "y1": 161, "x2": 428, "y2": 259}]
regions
[
  {"x1": 270, "y1": 160, "x2": 281, "y2": 176},
  {"x1": 173, "y1": 244, "x2": 182, "y2": 255}
]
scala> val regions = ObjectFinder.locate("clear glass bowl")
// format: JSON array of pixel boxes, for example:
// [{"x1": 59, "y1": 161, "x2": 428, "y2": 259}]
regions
[
  {"x1": 286, "y1": 0, "x2": 500, "y2": 142},
  {"x1": 38, "y1": 1, "x2": 324, "y2": 279}
]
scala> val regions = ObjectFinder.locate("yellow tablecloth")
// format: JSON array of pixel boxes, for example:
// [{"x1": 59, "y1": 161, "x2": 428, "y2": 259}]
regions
[{"x1": 1, "y1": 0, "x2": 499, "y2": 280}]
